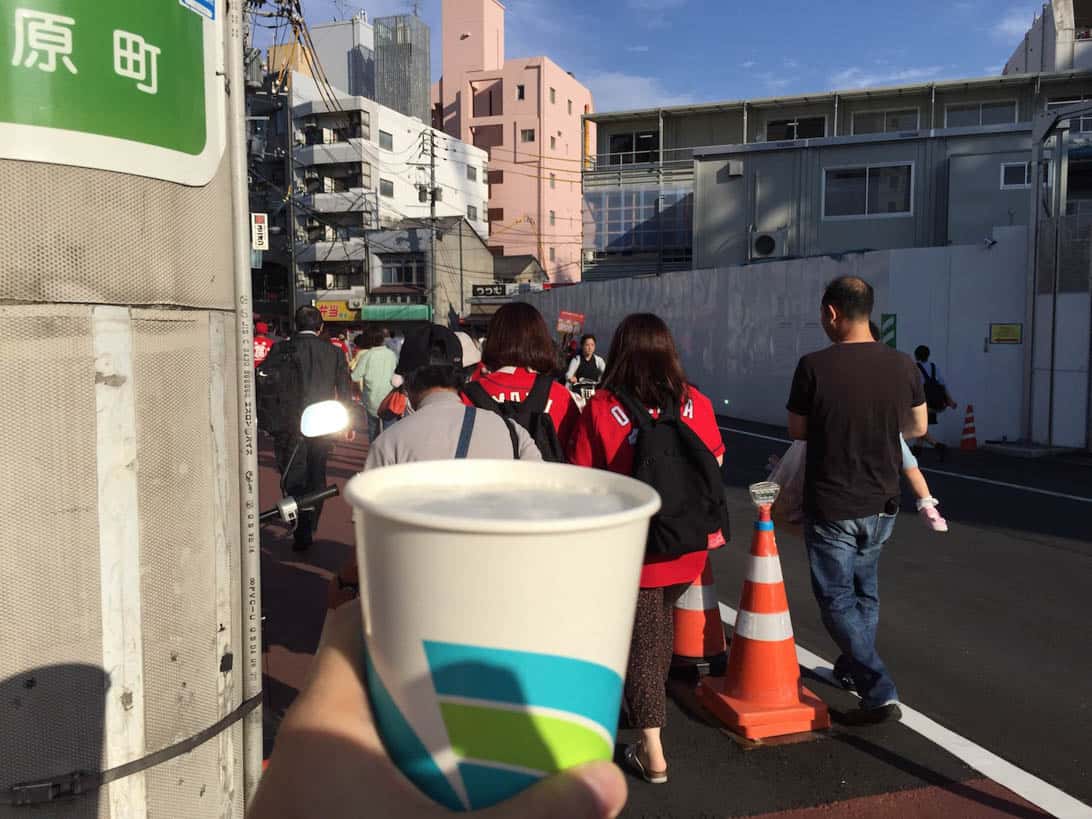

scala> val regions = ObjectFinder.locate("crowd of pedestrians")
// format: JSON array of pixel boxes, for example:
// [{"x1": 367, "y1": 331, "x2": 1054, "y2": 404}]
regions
[{"x1": 253, "y1": 278, "x2": 944, "y2": 816}]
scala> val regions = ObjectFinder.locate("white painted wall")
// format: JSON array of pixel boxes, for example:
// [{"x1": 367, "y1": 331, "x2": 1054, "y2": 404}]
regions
[
  {"x1": 1033, "y1": 292, "x2": 1091, "y2": 448},
  {"x1": 525, "y1": 228, "x2": 1041, "y2": 446},
  {"x1": 370, "y1": 106, "x2": 491, "y2": 239}
]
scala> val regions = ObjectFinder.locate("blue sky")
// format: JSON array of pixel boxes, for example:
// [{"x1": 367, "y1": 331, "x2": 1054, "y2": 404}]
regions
[{"x1": 283, "y1": 0, "x2": 1047, "y2": 112}]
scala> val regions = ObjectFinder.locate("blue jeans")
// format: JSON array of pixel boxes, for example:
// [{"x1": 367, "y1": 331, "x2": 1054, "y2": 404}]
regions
[
  {"x1": 805, "y1": 513, "x2": 899, "y2": 709},
  {"x1": 366, "y1": 412, "x2": 380, "y2": 443}
]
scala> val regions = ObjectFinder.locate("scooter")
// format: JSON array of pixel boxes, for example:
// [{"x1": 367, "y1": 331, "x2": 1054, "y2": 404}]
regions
[{"x1": 259, "y1": 400, "x2": 351, "y2": 528}]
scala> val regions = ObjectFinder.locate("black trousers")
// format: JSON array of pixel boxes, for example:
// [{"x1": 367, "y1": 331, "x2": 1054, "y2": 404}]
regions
[{"x1": 274, "y1": 434, "x2": 333, "y2": 544}]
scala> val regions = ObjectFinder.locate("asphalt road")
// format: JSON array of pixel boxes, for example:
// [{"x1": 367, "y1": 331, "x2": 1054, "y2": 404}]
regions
[
  {"x1": 699, "y1": 418, "x2": 1092, "y2": 813},
  {"x1": 257, "y1": 422, "x2": 1092, "y2": 817}
]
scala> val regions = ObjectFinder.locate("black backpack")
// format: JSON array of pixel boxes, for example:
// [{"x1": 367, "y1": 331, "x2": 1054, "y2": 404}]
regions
[
  {"x1": 462, "y1": 374, "x2": 567, "y2": 463},
  {"x1": 256, "y1": 340, "x2": 304, "y2": 435},
  {"x1": 615, "y1": 389, "x2": 730, "y2": 558},
  {"x1": 917, "y1": 363, "x2": 947, "y2": 412}
]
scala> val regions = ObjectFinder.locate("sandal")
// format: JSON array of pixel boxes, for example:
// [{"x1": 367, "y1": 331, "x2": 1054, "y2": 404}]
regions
[{"x1": 623, "y1": 743, "x2": 668, "y2": 784}]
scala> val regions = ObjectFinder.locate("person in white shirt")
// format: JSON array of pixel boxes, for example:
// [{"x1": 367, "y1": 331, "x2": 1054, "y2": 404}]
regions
[{"x1": 566, "y1": 334, "x2": 606, "y2": 384}]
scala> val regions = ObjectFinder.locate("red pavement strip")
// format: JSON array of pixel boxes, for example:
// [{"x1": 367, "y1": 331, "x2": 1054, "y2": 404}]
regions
[
  {"x1": 257, "y1": 434, "x2": 1048, "y2": 817},
  {"x1": 748, "y1": 778, "x2": 1047, "y2": 818}
]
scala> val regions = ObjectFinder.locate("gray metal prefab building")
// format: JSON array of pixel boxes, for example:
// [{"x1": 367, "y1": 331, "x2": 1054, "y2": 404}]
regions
[{"x1": 691, "y1": 124, "x2": 1041, "y2": 268}]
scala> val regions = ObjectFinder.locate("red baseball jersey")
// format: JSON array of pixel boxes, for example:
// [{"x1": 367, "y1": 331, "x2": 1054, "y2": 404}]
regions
[
  {"x1": 463, "y1": 367, "x2": 581, "y2": 450},
  {"x1": 569, "y1": 386, "x2": 726, "y2": 588},
  {"x1": 253, "y1": 335, "x2": 274, "y2": 367}
]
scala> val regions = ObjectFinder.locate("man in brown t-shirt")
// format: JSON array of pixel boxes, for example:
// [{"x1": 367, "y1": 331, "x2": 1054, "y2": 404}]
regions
[{"x1": 787, "y1": 276, "x2": 927, "y2": 726}]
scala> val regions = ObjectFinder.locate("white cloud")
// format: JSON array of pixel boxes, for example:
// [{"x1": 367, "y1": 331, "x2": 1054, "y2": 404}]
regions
[
  {"x1": 626, "y1": 0, "x2": 687, "y2": 29},
  {"x1": 829, "y1": 65, "x2": 946, "y2": 90},
  {"x1": 626, "y1": 45, "x2": 651, "y2": 53},
  {"x1": 741, "y1": 60, "x2": 756, "y2": 69},
  {"x1": 584, "y1": 71, "x2": 696, "y2": 113},
  {"x1": 985, "y1": 63, "x2": 1004, "y2": 74}
]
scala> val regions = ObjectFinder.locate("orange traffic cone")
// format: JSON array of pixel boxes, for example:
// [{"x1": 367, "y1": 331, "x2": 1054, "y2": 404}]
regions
[
  {"x1": 672, "y1": 562, "x2": 728, "y2": 673},
  {"x1": 961, "y1": 405, "x2": 978, "y2": 451},
  {"x1": 698, "y1": 503, "x2": 830, "y2": 739}
]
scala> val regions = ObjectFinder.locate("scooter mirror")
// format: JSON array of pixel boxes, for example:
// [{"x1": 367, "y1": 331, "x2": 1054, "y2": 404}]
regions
[{"x1": 300, "y1": 400, "x2": 350, "y2": 438}]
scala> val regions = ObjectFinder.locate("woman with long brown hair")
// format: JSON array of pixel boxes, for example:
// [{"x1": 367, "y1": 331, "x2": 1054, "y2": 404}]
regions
[
  {"x1": 569, "y1": 313, "x2": 726, "y2": 784},
  {"x1": 462, "y1": 301, "x2": 581, "y2": 451}
]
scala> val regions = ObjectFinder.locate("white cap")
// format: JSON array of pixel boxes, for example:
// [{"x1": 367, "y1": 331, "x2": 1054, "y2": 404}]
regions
[{"x1": 454, "y1": 331, "x2": 482, "y2": 367}]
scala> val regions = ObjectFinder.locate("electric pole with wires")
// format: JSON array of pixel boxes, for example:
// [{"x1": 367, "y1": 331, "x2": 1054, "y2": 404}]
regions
[{"x1": 428, "y1": 128, "x2": 438, "y2": 324}]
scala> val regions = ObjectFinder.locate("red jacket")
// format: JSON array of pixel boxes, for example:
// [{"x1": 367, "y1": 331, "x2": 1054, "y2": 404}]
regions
[
  {"x1": 463, "y1": 367, "x2": 581, "y2": 451},
  {"x1": 569, "y1": 386, "x2": 726, "y2": 588}
]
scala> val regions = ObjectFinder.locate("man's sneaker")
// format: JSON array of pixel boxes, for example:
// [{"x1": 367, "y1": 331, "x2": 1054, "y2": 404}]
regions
[
  {"x1": 839, "y1": 702, "x2": 902, "y2": 727},
  {"x1": 916, "y1": 497, "x2": 948, "y2": 532}
]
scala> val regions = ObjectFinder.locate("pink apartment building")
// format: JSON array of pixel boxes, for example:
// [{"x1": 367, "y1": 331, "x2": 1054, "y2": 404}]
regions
[{"x1": 433, "y1": 0, "x2": 593, "y2": 283}]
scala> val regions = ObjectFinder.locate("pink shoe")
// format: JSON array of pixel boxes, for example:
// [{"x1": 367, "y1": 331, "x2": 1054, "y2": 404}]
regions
[{"x1": 917, "y1": 498, "x2": 948, "y2": 532}]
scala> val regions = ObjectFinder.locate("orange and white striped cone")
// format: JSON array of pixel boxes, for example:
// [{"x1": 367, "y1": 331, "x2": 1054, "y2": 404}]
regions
[
  {"x1": 961, "y1": 404, "x2": 978, "y2": 451},
  {"x1": 671, "y1": 562, "x2": 728, "y2": 676},
  {"x1": 698, "y1": 497, "x2": 830, "y2": 739}
]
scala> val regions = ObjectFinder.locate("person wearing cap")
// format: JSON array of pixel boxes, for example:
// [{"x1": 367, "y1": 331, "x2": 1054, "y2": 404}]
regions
[
  {"x1": 365, "y1": 324, "x2": 541, "y2": 469},
  {"x1": 253, "y1": 321, "x2": 275, "y2": 368}
]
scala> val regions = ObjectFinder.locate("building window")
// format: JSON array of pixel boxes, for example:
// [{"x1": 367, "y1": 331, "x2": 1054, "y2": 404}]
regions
[
  {"x1": 550, "y1": 135, "x2": 556, "y2": 150},
  {"x1": 607, "y1": 131, "x2": 659, "y2": 165},
  {"x1": 378, "y1": 130, "x2": 393, "y2": 150},
  {"x1": 945, "y1": 100, "x2": 1017, "y2": 127},
  {"x1": 467, "y1": 165, "x2": 477, "y2": 181},
  {"x1": 521, "y1": 128, "x2": 535, "y2": 143},
  {"x1": 584, "y1": 185, "x2": 694, "y2": 254},
  {"x1": 379, "y1": 253, "x2": 425, "y2": 286},
  {"x1": 379, "y1": 178, "x2": 394, "y2": 198},
  {"x1": 549, "y1": 247, "x2": 556, "y2": 261},
  {"x1": 517, "y1": 84, "x2": 525, "y2": 100},
  {"x1": 823, "y1": 164, "x2": 912, "y2": 219},
  {"x1": 851, "y1": 109, "x2": 920, "y2": 135},
  {"x1": 1000, "y1": 161, "x2": 1033, "y2": 189},
  {"x1": 766, "y1": 116, "x2": 826, "y2": 141},
  {"x1": 487, "y1": 169, "x2": 504, "y2": 186},
  {"x1": 467, "y1": 204, "x2": 478, "y2": 221},
  {"x1": 488, "y1": 207, "x2": 504, "y2": 223},
  {"x1": 568, "y1": 99, "x2": 573, "y2": 115},
  {"x1": 550, "y1": 173, "x2": 556, "y2": 189},
  {"x1": 550, "y1": 87, "x2": 556, "y2": 104},
  {"x1": 549, "y1": 210, "x2": 556, "y2": 226}
]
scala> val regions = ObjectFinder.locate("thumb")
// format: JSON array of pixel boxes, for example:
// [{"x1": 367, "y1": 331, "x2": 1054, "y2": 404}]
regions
[{"x1": 475, "y1": 762, "x2": 627, "y2": 819}]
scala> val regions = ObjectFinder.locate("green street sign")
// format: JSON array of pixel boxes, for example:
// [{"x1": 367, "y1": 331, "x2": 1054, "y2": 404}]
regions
[
  {"x1": 0, "y1": 0, "x2": 224, "y2": 185},
  {"x1": 880, "y1": 313, "x2": 897, "y2": 348}
]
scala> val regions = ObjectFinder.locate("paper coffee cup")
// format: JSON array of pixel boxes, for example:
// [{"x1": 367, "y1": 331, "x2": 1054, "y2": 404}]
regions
[{"x1": 343, "y1": 460, "x2": 660, "y2": 811}]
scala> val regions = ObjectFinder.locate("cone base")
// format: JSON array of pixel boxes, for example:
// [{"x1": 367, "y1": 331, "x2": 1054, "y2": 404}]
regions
[{"x1": 697, "y1": 677, "x2": 831, "y2": 739}]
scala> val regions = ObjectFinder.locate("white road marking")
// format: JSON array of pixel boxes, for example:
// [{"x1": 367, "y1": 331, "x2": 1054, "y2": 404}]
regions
[
  {"x1": 717, "y1": 426, "x2": 1092, "y2": 504},
  {"x1": 718, "y1": 602, "x2": 1092, "y2": 818}
]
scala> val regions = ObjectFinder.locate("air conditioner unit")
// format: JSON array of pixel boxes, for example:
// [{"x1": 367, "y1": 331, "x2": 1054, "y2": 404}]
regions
[
  {"x1": 302, "y1": 116, "x2": 318, "y2": 129},
  {"x1": 347, "y1": 297, "x2": 364, "y2": 309},
  {"x1": 749, "y1": 227, "x2": 789, "y2": 261}
]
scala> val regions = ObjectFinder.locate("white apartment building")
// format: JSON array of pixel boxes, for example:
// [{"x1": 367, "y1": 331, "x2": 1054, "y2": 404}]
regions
[{"x1": 289, "y1": 71, "x2": 489, "y2": 299}]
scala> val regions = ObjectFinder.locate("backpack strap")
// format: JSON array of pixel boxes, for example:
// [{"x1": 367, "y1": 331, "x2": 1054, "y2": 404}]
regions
[
  {"x1": 461, "y1": 381, "x2": 502, "y2": 412},
  {"x1": 917, "y1": 362, "x2": 929, "y2": 382},
  {"x1": 503, "y1": 418, "x2": 521, "y2": 460},
  {"x1": 614, "y1": 389, "x2": 651, "y2": 431},
  {"x1": 930, "y1": 363, "x2": 937, "y2": 381},
  {"x1": 525, "y1": 373, "x2": 554, "y2": 414},
  {"x1": 455, "y1": 406, "x2": 476, "y2": 459}
]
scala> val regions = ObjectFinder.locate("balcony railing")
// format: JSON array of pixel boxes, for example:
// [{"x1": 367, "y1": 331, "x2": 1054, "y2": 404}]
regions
[{"x1": 587, "y1": 147, "x2": 695, "y2": 171}]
